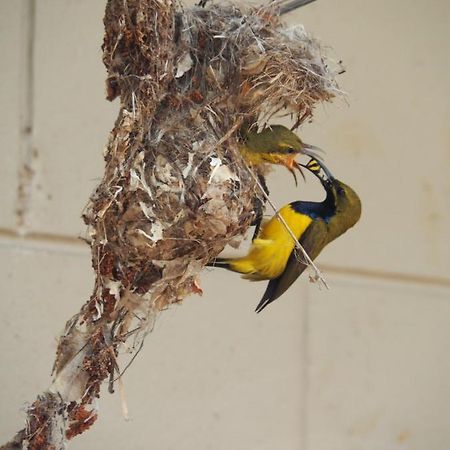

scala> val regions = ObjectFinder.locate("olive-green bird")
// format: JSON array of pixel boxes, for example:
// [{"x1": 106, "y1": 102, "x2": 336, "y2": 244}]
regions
[
  {"x1": 239, "y1": 124, "x2": 323, "y2": 185},
  {"x1": 209, "y1": 158, "x2": 362, "y2": 312}
]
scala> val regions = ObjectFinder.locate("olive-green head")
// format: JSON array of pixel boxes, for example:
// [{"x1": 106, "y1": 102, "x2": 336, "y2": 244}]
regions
[
  {"x1": 243, "y1": 125, "x2": 302, "y2": 154},
  {"x1": 331, "y1": 180, "x2": 362, "y2": 228},
  {"x1": 242, "y1": 124, "x2": 321, "y2": 156},
  {"x1": 241, "y1": 125, "x2": 323, "y2": 184}
]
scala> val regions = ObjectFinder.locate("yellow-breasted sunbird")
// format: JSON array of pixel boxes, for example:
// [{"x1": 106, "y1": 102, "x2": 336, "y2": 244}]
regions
[
  {"x1": 239, "y1": 124, "x2": 323, "y2": 185},
  {"x1": 209, "y1": 158, "x2": 362, "y2": 312}
]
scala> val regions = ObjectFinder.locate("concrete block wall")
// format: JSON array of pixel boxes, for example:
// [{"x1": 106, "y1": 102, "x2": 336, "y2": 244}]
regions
[{"x1": 1, "y1": 1, "x2": 449, "y2": 449}]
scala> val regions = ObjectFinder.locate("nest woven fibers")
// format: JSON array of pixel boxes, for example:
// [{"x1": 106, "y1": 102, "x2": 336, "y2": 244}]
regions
[{"x1": 95, "y1": 0, "x2": 338, "y2": 292}]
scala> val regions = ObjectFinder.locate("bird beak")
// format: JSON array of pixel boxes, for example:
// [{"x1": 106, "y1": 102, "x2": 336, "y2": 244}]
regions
[
  {"x1": 317, "y1": 159, "x2": 335, "y2": 182},
  {"x1": 285, "y1": 156, "x2": 306, "y2": 187},
  {"x1": 302, "y1": 142, "x2": 325, "y2": 161},
  {"x1": 299, "y1": 157, "x2": 335, "y2": 184}
]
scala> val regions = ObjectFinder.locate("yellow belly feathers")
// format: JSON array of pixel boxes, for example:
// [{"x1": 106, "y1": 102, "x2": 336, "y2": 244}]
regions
[{"x1": 228, "y1": 205, "x2": 312, "y2": 280}]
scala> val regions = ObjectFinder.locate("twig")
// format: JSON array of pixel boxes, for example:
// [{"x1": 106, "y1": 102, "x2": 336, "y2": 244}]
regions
[
  {"x1": 117, "y1": 376, "x2": 129, "y2": 422},
  {"x1": 107, "y1": 347, "x2": 130, "y2": 421}
]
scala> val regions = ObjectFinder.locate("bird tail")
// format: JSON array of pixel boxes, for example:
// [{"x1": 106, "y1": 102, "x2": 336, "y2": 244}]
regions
[
  {"x1": 206, "y1": 258, "x2": 230, "y2": 270},
  {"x1": 254, "y1": 278, "x2": 278, "y2": 313}
]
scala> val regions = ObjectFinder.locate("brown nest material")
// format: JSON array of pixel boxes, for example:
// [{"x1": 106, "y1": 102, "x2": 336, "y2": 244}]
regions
[{"x1": 2, "y1": 1, "x2": 341, "y2": 448}]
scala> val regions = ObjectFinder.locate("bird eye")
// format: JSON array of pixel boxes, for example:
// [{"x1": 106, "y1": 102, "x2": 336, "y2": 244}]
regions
[
  {"x1": 286, "y1": 147, "x2": 296, "y2": 154},
  {"x1": 337, "y1": 186, "x2": 345, "y2": 195}
]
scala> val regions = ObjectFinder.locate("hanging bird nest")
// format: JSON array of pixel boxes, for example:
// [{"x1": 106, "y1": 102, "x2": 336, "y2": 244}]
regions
[
  {"x1": 81, "y1": 0, "x2": 341, "y2": 355},
  {"x1": 2, "y1": 1, "x2": 342, "y2": 448}
]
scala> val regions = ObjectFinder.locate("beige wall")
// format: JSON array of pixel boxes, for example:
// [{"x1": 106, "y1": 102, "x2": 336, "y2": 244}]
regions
[{"x1": 1, "y1": 1, "x2": 449, "y2": 449}]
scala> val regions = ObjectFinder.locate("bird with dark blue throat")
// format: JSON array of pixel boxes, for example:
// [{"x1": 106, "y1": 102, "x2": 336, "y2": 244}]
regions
[{"x1": 208, "y1": 158, "x2": 362, "y2": 312}]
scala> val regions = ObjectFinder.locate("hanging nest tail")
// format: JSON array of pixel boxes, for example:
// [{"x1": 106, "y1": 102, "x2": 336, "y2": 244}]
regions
[{"x1": 4, "y1": 2, "x2": 342, "y2": 448}]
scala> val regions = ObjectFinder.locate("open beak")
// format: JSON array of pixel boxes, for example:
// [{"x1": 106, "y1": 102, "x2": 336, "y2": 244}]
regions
[
  {"x1": 285, "y1": 156, "x2": 306, "y2": 187},
  {"x1": 299, "y1": 157, "x2": 335, "y2": 184}
]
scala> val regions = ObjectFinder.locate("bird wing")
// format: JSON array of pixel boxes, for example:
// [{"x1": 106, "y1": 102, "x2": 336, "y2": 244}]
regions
[{"x1": 255, "y1": 220, "x2": 328, "y2": 313}]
